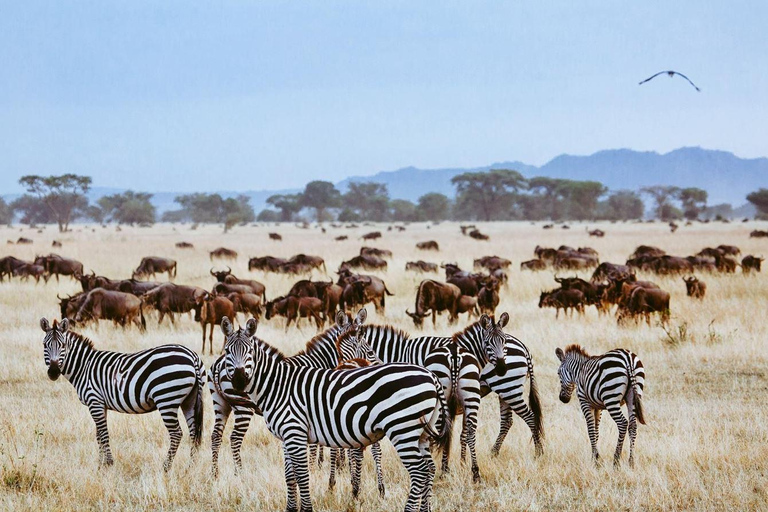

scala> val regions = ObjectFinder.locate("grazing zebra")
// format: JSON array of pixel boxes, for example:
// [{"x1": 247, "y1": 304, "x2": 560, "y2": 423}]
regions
[
  {"x1": 208, "y1": 311, "x2": 356, "y2": 478},
  {"x1": 555, "y1": 344, "x2": 646, "y2": 466},
  {"x1": 39, "y1": 317, "x2": 205, "y2": 470},
  {"x1": 351, "y1": 319, "x2": 483, "y2": 482},
  {"x1": 216, "y1": 316, "x2": 452, "y2": 512}
]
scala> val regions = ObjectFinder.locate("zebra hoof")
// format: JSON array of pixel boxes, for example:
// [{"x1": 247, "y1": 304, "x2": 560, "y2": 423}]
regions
[{"x1": 472, "y1": 471, "x2": 481, "y2": 484}]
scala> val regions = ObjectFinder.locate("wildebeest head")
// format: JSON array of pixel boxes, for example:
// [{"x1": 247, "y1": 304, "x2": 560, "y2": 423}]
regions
[
  {"x1": 40, "y1": 317, "x2": 71, "y2": 381},
  {"x1": 480, "y1": 313, "x2": 509, "y2": 376},
  {"x1": 222, "y1": 316, "x2": 257, "y2": 392},
  {"x1": 210, "y1": 267, "x2": 232, "y2": 283}
]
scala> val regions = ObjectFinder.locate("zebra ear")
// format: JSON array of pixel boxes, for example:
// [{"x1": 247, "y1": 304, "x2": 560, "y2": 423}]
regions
[
  {"x1": 480, "y1": 314, "x2": 491, "y2": 330},
  {"x1": 354, "y1": 308, "x2": 367, "y2": 326},
  {"x1": 40, "y1": 317, "x2": 50, "y2": 332},
  {"x1": 59, "y1": 318, "x2": 69, "y2": 332},
  {"x1": 221, "y1": 316, "x2": 233, "y2": 336},
  {"x1": 555, "y1": 347, "x2": 564, "y2": 361},
  {"x1": 498, "y1": 312, "x2": 509, "y2": 328},
  {"x1": 245, "y1": 318, "x2": 258, "y2": 337},
  {"x1": 336, "y1": 310, "x2": 348, "y2": 328}
]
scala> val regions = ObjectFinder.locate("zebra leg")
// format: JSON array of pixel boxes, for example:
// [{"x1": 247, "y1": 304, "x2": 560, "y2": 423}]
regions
[
  {"x1": 283, "y1": 444, "x2": 299, "y2": 512},
  {"x1": 419, "y1": 440, "x2": 437, "y2": 512},
  {"x1": 308, "y1": 444, "x2": 317, "y2": 466},
  {"x1": 371, "y1": 442, "x2": 385, "y2": 498},
  {"x1": 350, "y1": 448, "x2": 364, "y2": 499},
  {"x1": 210, "y1": 397, "x2": 232, "y2": 478},
  {"x1": 607, "y1": 403, "x2": 628, "y2": 466},
  {"x1": 580, "y1": 401, "x2": 600, "y2": 463},
  {"x1": 283, "y1": 439, "x2": 313, "y2": 512},
  {"x1": 328, "y1": 448, "x2": 339, "y2": 490},
  {"x1": 462, "y1": 401, "x2": 481, "y2": 483},
  {"x1": 491, "y1": 396, "x2": 513, "y2": 456},
  {"x1": 628, "y1": 402, "x2": 638, "y2": 468},
  {"x1": 506, "y1": 389, "x2": 544, "y2": 457},
  {"x1": 159, "y1": 405, "x2": 184, "y2": 471},
  {"x1": 230, "y1": 407, "x2": 255, "y2": 474},
  {"x1": 88, "y1": 403, "x2": 113, "y2": 466}
]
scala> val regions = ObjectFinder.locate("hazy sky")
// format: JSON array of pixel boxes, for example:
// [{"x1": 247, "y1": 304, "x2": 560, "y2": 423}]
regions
[{"x1": 1, "y1": 2, "x2": 766, "y2": 194}]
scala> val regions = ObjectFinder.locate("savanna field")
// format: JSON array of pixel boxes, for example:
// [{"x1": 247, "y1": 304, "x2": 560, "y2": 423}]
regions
[{"x1": 1, "y1": 220, "x2": 767, "y2": 511}]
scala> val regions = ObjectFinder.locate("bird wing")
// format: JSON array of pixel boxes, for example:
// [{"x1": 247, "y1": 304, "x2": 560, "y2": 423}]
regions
[
  {"x1": 638, "y1": 71, "x2": 670, "y2": 85},
  {"x1": 671, "y1": 72, "x2": 701, "y2": 92}
]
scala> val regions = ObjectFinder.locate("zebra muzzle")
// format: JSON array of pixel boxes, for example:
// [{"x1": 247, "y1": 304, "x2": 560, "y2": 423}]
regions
[
  {"x1": 231, "y1": 367, "x2": 247, "y2": 392},
  {"x1": 495, "y1": 359, "x2": 508, "y2": 377},
  {"x1": 47, "y1": 363, "x2": 61, "y2": 381}
]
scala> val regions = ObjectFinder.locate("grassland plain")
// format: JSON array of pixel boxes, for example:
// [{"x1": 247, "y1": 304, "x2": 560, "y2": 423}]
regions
[{"x1": 1, "y1": 220, "x2": 767, "y2": 511}]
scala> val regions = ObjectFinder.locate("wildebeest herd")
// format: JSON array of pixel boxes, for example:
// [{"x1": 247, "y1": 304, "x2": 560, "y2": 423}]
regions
[{"x1": 2, "y1": 227, "x2": 763, "y2": 512}]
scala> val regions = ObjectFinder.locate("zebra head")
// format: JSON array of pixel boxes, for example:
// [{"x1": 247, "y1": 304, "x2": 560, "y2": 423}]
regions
[
  {"x1": 221, "y1": 316, "x2": 257, "y2": 393},
  {"x1": 480, "y1": 312, "x2": 509, "y2": 377},
  {"x1": 335, "y1": 309, "x2": 381, "y2": 364},
  {"x1": 40, "y1": 317, "x2": 70, "y2": 381},
  {"x1": 555, "y1": 347, "x2": 577, "y2": 403}
]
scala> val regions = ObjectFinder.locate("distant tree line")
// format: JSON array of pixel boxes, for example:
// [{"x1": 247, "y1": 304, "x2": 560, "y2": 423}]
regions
[{"x1": 3, "y1": 172, "x2": 768, "y2": 229}]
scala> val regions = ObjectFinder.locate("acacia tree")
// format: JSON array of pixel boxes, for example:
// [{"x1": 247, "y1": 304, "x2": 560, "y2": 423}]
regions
[
  {"x1": 344, "y1": 182, "x2": 390, "y2": 221},
  {"x1": 98, "y1": 191, "x2": 156, "y2": 225},
  {"x1": 557, "y1": 180, "x2": 607, "y2": 220},
  {"x1": 389, "y1": 199, "x2": 418, "y2": 222},
  {"x1": 451, "y1": 169, "x2": 526, "y2": 221},
  {"x1": 746, "y1": 188, "x2": 768, "y2": 219},
  {"x1": 18, "y1": 174, "x2": 92, "y2": 232},
  {"x1": 417, "y1": 193, "x2": 451, "y2": 221},
  {"x1": 300, "y1": 181, "x2": 341, "y2": 221},
  {"x1": 604, "y1": 190, "x2": 644, "y2": 220},
  {"x1": 266, "y1": 194, "x2": 302, "y2": 222},
  {"x1": 679, "y1": 187, "x2": 708, "y2": 220},
  {"x1": 167, "y1": 193, "x2": 254, "y2": 231},
  {"x1": 641, "y1": 185, "x2": 682, "y2": 220}
]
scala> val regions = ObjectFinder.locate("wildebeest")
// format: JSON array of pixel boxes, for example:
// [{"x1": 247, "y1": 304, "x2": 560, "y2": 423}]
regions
[
  {"x1": 339, "y1": 254, "x2": 388, "y2": 271},
  {"x1": 133, "y1": 257, "x2": 177, "y2": 280},
  {"x1": 141, "y1": 283, "x2": 207, "y2": 324},
  {"x1": 713, "y1": 254, "x2": 739, "y2": 274},
  {"x1": 682, "y1": 276, "x2": 706, "y2": 299},
  {"x1": 247, "y1": 256, "x2": 288, "y2": 272},
  {"x1": 539, "y1": 288, "x2": 585, "y2": 318},
  {"x1": 117, "y1": 279, "x2": 162, "y2": 297},
  {"x1": 520, "y1": 259, "x2": 547, "y2": 271},
  {"x1": 58, "y1": 292, "x2": 88, "y2": 320},
  {"x1": 717, "y1": 244, "x2": 740, "y2": 257},
  {"x1": 468, "y1": 229, "x2": 489, "y2": 240},
  {"x1": 405, "y1": 279, "x2": 462, "y2": 327},
  {"x1": 588, "y1": 229, "x2": 605, "y2": 237},
  {"x1": 629, "y1": 245, "x2": 666, "y2": 259},
  {"x1": 175, "y1": 241, "x2": 194, "y2": 249},
  {"x1": 0, "y1": 256, "x2": 29, "y2": 281},
  {"x1": 460, "y1": 224, "x2": 476, "y2": 235},
  {"x1": 226, "y1": 292, "x2": 263, "y2": 319},
  {"x1": 337, "y1": 268, "x2": 393, "y2": 314},
  {"x1": 13, "y1": 262, "x2": 45, "y2": 283},
  {"x1": 287, "y1": 279, "x2": 343, "y2": 321},
  {"x1": 196, "y1": 293, "x2": 236, "y2": 354},
  {"x1": 741, "y1": 255, "x2": 764, "y2": 274},
  {"x1": 334, "y1": 235, "x2": 348, "y2": 241},
  {"x1": 554, "y1": 256, "x2": 594, "y2": 271},
  {"x1": 34, "y1": 254, "x2": 84, "y2": 282},
  {"x1": 288, "y1": 253, "x2": 326, "y2": 273},
  {"x1": 651, "y1": 255, "x2": 694, "y2": 275},
  {"x1": 51, "y1": 240, "x2": 63, "y2": 248},
  {"x1": 591, "y1": 262, "x2": 630, "y2": 283},
  {"x1": 447, "y1": 272, "x2": 484, "y2": 297},
  {"x1": 405, "y1": 261, "x2": 438, "y2": 273},
  {"x1": 74, "y1": 288, "x2": 146, "y2": 331},
  {"x1": 474, "y1": 256, "x2": 511, "y2": 271},
  {"x1": 264, "y1": 295, "x2": 324, "y2": 330},
  {"x1": 209, "y1": 268, "x2": 267, "y2": 301},
  {"x1": 554, "y1": 276, "x2": 605, "y2": 313},
  {"x1": 477, "y1": 278, "x2": 500, "y2": 316},
  {"x1": 16, "y1": 237, "x2": 33, "y2": 244},
  {"x1": 618, "y1": 287, "x2": 670, "y2": 326},
  {"x1": 210, "y1": 247, "x2": 238, "y2": 261},
  {"x1": 360, "y1": 231, "x2": 382, "y2": 241},
  {"x1": 360, "y1": 247, "x2": 393, "y2": 259},
  {"x1": 269, "y1": 232, "x2": 282, "y2": 241},
  {"x1": 750, "y1": 230, "x2": 768, "y2": 238},
  {"x1": 416, "y1": 241, "x2": 439, "y2": 251}
]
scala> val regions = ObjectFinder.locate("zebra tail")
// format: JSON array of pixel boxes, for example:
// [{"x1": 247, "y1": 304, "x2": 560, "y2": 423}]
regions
[
  {"x1": 527, "y1": 353, "x2": 544, "y2": 439},
  {"x1": 193, "y1": 359, "x2": 205, "y2": 446},
  {"x1": 447, "y1": 343, "x2": 460, "y2": 423},
  {"x1": 425, "y1": 379, "x2": 453, "y2": 460},
  {"x1": 629, "y1": 366, "x2": 646, "y2": 425}
]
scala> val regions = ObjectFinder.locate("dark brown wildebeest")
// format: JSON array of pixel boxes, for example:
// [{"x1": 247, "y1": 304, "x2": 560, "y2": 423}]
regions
[
  {"x1": 335, "y1": 235, "x2": 348, "y2": 241},
  {"x1": 713, "y1": 254, "x2": 738, "y2": 274},
  {"x1": 360, "y1": 247, "x2": 392, "y2": 258},
  {"x1": 629, "y1": 245, "x2": 666, "y2": 259},
  {"x1": 117, "y1": 279, "x2": 162, "y2": 296},
  {"x1": 590, "y1": 262, "x2": 630, "y2": 283},
  {"x1": 696, "y1": 247, "x2": 724, "y2": 260},
  {"x1": 269, "y1": 233, "x2": 283, "y2": 241},
  {"x1": 336, "y1": 268, "x2": 393, "y2": 314},
  {"x1": 416, "y1": 241, "x2": 439, "y2": 251},
  {"x1": 74, "y1": 288, "x2": 146, "y2": 331},
  {"x1": 195, "y1": 293, "x2": 236, "y2": 354},
  {"x1": 577, "y1": 247, "x2": 599, "y2": 258},
  {"x1": 58, "y1": 292, "x2": 88, "y2": 320},
  {"x1": 13, "y1": 262, "x2": 45, "y2": 283},
  {"x1": 468, "y1": 229, "x2": 489, "y2": 241},
  {"x1": 209, "y1": 268, "x2": 267, "y2": 301},
  {"x1": 226, "y1": 292, "x2": 263, "y2": 319},
  {"x1": 520, "y1": 259, "x2": 547, "y2": 271},
  {"x1": 477, "y1": 278, "x2": 500, "y2": 316},
  {"x1": 288, "y1": 254, "x2": 326, "y2": 273},
  {"x1": 175, "y1": 241, "x2": 194, "y2": 249},
  {"x1": 682, "y1": 276, "x2": 706, "y2": 299},
  {"x1": 651, "y1": 255, "x2": 694, "y2": 275},
  {"x1": 34, "y1": 254, "x2": 84, "y2": 282},
  {"x1": 750, "y1": 230, "x2": 768, "y2": 238},
  {"x1": 52, "y1": 240, "x2": 63, "y2": 248},
  {"x1": 741, "y1": 255, "x2": 764, "y2": 274},
  {"x1": 285, "y1": 279, "x2": 342, "y2": 321},
  {"x1": 141, "y1": 283, "x2": 207, "y2": 324},
  {"x1": 210, "y1": 247, "x2": 238, "y2": 261},
  {"x1": 588, "y1": 229, "x2": 605, "y2": 237},
  {"x1": 360, "y1": 231, "x2": 382, "y2": 241},
  {"x1": 685, "y1": 256, "x2": 717, "y2": 272},
  {"x1": 618, "y1": 287, "x2": 670, "y2": 326},
  {"x1": 0, "y1": 256, "x2": 29, "y2": 281},
  {"x1": 554, "y1": 276, "x2": 605, "y2": 313},
  {"x1": 441, "y1": 262, "x2": 469, "y2": 280},
  {"x1": 405, "y1": 279, "x2": 461, "y2": 328},
  {"x1": 538, "y1": 288, "x2": 585, "y2": 318},
  {"x1": 542, "y1": 224, "x2": 553, "y2": 229},
  {"x1": 456, "y1": 295, "x2": 479, "y2": 321},
  {"x1": 247, "y1": 255, "x2": 290, "y2": 273},
  {"x1": 77, "y1": 272, "x2": 123, "y2": 292},
  {"x1": 405, "y1": 261, "x2": 438, "y2": 273},
  {"x1": 459, "y1": 224, "x2": 476, "y2": 235},
  {"x1": 717, "y1": 244, "x2": 740, "y2": 257},
  {"x1": 133, "y1": 256, "x2": 177, "y2": 280},
  {"x1": 474, "y1": 256, "x2": 511, "y2": 271},
  {"x1": 534, "y1": 245, "x2": 558, "y2": 264},
  {"x1": 17, "y1": 237, "x2": 33, "y2": 244},
  {"x1": 339, "y1": 254, "x2": 388, "y2": 271},
  {"x1": 447, "y1": 272, "x2": 484, "y2": 297},
  {"x1": 264, "y1": 295, "x2": 324, "y2": 331},
  {"x1": 554, "y1": 256, "x2": 592, "y2": 271}
]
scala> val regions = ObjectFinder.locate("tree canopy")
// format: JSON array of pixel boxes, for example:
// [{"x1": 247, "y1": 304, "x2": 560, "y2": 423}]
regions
[
  {"x1": 451, "y1": 169, "x2": 526, "y2": 221},
  {"x1": 300, "y1": 181, "x2": 341, "y2": 221},
  {"x1": 747, "y1": 188, "x2": 768, "y2": 219},
  {"x1": 98, "y1": 191, "x2": 156, "y2": 225},
  {"x1": 18, "y1": 174, "x2": 92, "y2": 232}
]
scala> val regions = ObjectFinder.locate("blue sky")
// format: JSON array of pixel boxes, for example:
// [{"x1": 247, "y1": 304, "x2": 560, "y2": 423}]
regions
[{"x1": 1, "y1": 1, "x2": 766, "y2": 193}]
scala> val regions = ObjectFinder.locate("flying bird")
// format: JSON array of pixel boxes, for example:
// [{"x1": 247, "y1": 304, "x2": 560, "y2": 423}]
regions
[{"x1": 638, "y1": 70, "x2": 701, "y2": 92}]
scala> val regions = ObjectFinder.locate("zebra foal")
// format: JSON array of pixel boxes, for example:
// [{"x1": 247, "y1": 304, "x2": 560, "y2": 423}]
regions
[
  {"x1": 555, "y1": 344, "x2": 646, "y2": 466},
  {"x1": 39, "y1": 318, "x2": 205, "y2": 470}
]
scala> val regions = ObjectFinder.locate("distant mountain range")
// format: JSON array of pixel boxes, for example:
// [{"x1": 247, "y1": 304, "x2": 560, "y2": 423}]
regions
[{"x1": 2, "y1": 147, "x2": 765, "y2": 215}]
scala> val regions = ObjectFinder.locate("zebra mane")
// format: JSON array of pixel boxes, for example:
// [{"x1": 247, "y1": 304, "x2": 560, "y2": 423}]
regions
[
  {"x1": 254, "y1": 337, "x2": 286, "y2": 362},
  {"x1": 564, "y1": 344, "x2": 590, "y2": 357},
  {"x1": 65, "y1": 330, "x2": 95, "y2": 350},
  {"x1": 452, "y1": 320, "x2": 483, "y2": 340},
  {"x1": 361, "y1": 324, "x2": 411, "y2": 341},
  {"x1": 295, "y1": 326, "x2": 339, "y2": 357}
]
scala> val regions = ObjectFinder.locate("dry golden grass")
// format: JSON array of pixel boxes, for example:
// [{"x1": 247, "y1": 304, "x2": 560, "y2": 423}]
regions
[{"x1": 1, "y1": 220, "x2": 767, "y2": 511}]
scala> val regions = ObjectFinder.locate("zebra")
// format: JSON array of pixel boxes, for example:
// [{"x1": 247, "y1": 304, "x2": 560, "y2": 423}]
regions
[
  {"x1": 208, "y1": 311, "x2": 356, "y2": 478},
  {"x1": 39, "y1": 317, "x2": 205, "y2": 470},
  {"x1": 355, "y1": 312, "x2": 543, "y2": 461},
  {"x1": 555, "y1": 344, "x2": 646, "y2": 466},
  {"x1": 216, "y1": 316, "x2": 452, "y2": 512}
]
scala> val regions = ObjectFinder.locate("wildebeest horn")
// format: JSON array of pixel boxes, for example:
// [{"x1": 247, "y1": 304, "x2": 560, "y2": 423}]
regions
[
  {"x1": 210, "y1": 268, "x2": 216, "y2": 276},
  {"x1": 225, "y1": 266, "x2": 231, "y2": 273},
  {"x1": 554, "y1": 274, "x2": 563, "y2": 283}
]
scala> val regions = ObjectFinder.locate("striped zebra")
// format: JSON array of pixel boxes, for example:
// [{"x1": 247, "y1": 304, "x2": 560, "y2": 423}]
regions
[
  {"x1": 350, "y1": 319, "x2": 483, "y2": 482},
  {"x1": 555, "y1": 344, "x2": 646, "y2": 466},
  {"x1": 39, "y1": 317, "x2": 205, "y2": 470},
  {"x1": 217, "y1": 316, "x2": 452, "y2": 512},
  {"x1": 355, "y1": 312, "x2": 543, "y2": 460},
  {"x1": 208, "y1": 311, "x2": 356, "y2": 478}
]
